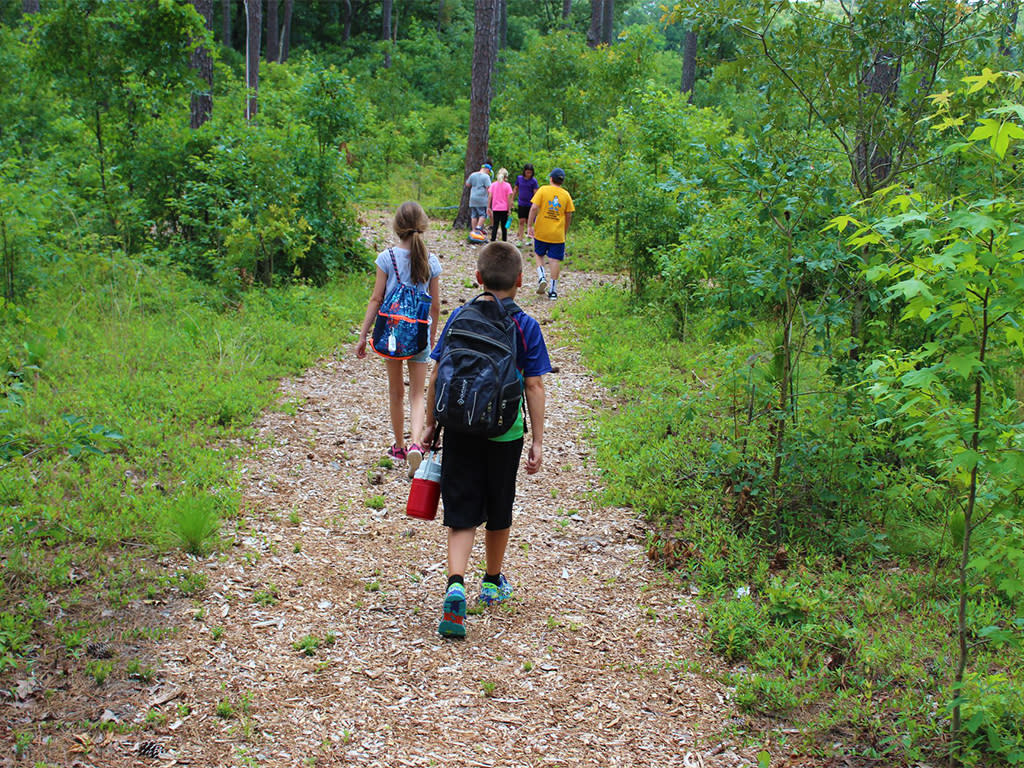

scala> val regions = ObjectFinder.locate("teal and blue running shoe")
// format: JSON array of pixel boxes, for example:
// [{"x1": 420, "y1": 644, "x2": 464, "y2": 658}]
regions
[
  {"x1": 478, "y1": 574, "x2": 513, "y2": 606},
  {"x1": 438, "y1": 583, "x2": 467, "y2": 638}
]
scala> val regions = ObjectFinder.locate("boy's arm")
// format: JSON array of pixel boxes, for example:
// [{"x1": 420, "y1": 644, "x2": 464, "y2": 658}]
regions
[
  {"x1": 563, "y1": 211, "x2": 572, "y2": 236},
  {"x1": 524, "y1": 375, "x2": 545, "y2": 474},
  {"x1": 526, "y1": 203, "x2": 540, "y2": 238},
  {"x1": 422, "y1": 365, "x2": 440, "y2": 448}
]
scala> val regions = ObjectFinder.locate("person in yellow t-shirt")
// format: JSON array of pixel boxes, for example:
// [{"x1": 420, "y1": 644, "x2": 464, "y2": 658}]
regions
[{"x1": 526, "y1": 168, "x2": 574, "y2": 300}]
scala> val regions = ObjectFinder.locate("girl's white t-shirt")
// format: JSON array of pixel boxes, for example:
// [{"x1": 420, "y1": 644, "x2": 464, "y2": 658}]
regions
[{"x1": 375, "y1": 247, "x2": 443, "y2": 296}]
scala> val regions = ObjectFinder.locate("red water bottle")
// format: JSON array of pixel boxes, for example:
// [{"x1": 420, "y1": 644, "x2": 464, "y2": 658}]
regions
[{"x1": 407, "y1": 448, "x2": 441, "y2": 520}]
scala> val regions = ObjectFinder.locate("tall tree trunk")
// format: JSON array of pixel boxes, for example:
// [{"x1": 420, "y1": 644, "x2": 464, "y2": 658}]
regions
[
  {"x1": 586, "y1": 0, "x2": 602, "y2": 48},
  {"x1": 280, "y1": 0, "x2": 293, "y2": 61},
  {"x1": 438, "y1": 0, "x2": 444, "y2": 32},
  {"x1": 562, "y1": 0, "x2": 572, "y2": 25},
  {"x1": 22, "y1": 0, "x2": 40, "y2": 13},
  {"x1": 266, "y1": 0, "x2": 279, "y2": 62},
  {"x1": 221, "y1": 0, "x2": 231, "y2": 47},
  {"x1": 454, "y1": 0, "x2": 499, "y2": 229},
  {"x1": 681, "y1": 28, "x2": 697, "y2": 101},
  {"x1": 343, "y1": 0, "x2": 353, "y2": 42},
  {"x1": 382, "y1": 0, "x2": 393, "y2": 67},
  {"x1": 190, "y1": 0, "x2": 214, "y2": 129},
  {"x1": 601, "y1": 0, "x2": 614, "y2": 44},
  {"x1": 853, "y1": 49, "x2": 899, "y2": 195},
  {"x1": 244, "y1": 0, "x2": 260, "y2": 122},
  {"x1": 499, "y1": 0, "x2": 507, "y2": 50}
]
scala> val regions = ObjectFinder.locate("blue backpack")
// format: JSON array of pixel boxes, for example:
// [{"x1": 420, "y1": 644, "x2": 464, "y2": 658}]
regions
[
  {"x1": 371, "y1": 249, "x2": 433, "y2": 360},
  {"x1": 433, "y1": 294, "x2": 524, "y2": 437}
]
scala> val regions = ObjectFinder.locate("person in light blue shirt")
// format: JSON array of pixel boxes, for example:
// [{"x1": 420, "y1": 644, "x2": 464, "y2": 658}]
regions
[{"x1": 465, "y1": 162, "x2": 492, "y2": 233}]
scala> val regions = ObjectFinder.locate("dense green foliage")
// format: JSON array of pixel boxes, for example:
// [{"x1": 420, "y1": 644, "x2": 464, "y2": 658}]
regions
[{"x1": 2, "y1": 0, "x2": 1024, "y2": 764}]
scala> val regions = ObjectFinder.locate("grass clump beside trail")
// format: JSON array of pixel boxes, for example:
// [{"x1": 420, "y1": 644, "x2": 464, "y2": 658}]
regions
[
  {"x1": 0, "y1": 248, "x2": 369, "y2": 670},
  {"x1": 566, "y1": 285, "x2": 1024, "y2": 767}
]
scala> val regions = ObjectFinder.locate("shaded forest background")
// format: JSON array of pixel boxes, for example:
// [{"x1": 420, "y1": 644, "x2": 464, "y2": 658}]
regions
[{"x1": 2, "y1": 0, "x2": 1024, "y2": 765}]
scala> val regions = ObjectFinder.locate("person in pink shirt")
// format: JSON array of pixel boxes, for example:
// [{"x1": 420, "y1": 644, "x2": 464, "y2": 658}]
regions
[{"x1": 486, "y1": 168, "x2": 515, "y2": 242}]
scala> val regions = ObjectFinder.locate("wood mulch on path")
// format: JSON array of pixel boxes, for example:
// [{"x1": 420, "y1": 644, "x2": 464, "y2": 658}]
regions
[{"x1": 2, "y1": 213, "x2": 795, "y2": 768}]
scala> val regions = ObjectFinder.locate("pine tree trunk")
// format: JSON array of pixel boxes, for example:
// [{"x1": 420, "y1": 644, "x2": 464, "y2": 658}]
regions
[
  {"x1": 382, "y1": 0, "x2": 393, "y2": 67},
  {"x1": 244, "y1": 0, "x2": 261, "y2": 122},
  {"x1": 280, "y1": 0, "x2": 293, "y2": 61},
  {"x1": 266, "y1": 0, "x2": 279, "y2": 62},
  {"x1": 601, "y1": 0, "x2": 614, "y2": 44},
  {"x1": 562, "y1": 0, "x2": 572, "y2": 23},
  {"x1": 190, "y1": 0, "x2": 214, "y2": 129},
  {"x1": 499, "y1": 0, "x2": 507, "y2": 50},
  {"x1": 221, "y1": 0, "x2": 231, "y2": 47},
  {"x1": 681, "y1": 29, "x2": 697, "y2": 101},
  {"x1": 343, "y1": 0, "x2": 353, "y2": 42},
  {"x1": 586, "y1": 0, "x2": 602, "y2": 48},
  {"x1": 454, "y1": 0, "x2": 499, "y2": 229},
  {"x1": 23, "y1": 0, "x2": 40, "y2": 13}
]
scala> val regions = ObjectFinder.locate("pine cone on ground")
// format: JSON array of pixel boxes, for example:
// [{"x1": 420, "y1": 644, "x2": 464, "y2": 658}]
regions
[
  {"x1": 86, "y1": 642, "x2": 112, "y2": 659},
  {"x1": 137, "y1": 741, "x2": 163, "y2": 758}
]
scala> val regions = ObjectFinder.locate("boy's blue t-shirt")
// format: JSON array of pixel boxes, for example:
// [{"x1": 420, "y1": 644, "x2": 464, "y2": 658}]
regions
[{"x1": 430, "y1": 301, "x2": 552, "y2": 441}]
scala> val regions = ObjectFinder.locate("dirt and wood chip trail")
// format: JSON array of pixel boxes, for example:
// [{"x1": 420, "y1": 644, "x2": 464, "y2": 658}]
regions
[{"x1": 13, "y1": 215, "x2": 774, "y2": 767}]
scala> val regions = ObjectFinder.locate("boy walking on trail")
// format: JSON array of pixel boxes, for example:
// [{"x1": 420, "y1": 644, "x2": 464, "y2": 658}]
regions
[
  {"x1": 527, "y1": 167, "x2": 574, "y2": 301},
  {"x1": 422, "y1": 242, "x2": 551, "y2": 639}
]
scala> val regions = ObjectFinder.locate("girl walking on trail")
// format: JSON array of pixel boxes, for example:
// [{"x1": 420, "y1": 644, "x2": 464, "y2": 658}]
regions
[
  {"x1": 514, "y1": 163, "x2": 539, "y2": 245},
  {"x1": 487, "y1": 168, "x2": 515, "y2": 242},
  {"x1": 354, "y1": 201, "x2": 442, "y2": 477}
]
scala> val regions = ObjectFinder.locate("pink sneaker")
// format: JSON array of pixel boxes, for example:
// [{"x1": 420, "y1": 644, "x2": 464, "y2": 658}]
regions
[{"x1": 387, "y1": 444, "x2": 407, "y2": 461}]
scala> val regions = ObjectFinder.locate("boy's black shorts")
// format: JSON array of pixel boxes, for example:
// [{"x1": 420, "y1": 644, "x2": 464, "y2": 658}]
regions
[{"x1": 440, "y1": 430, "x2": 524, "y2": 531}]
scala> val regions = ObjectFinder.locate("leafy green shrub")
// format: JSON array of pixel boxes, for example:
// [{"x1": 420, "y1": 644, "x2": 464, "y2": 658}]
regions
[
  {"x1": 763, "y1": 578, "x2": 819, "y2": 627},
  {"x1": 955, "y1": 672, "x2": 1024, "y2": 765},
  {"x1": 706, "y1": 597, "x2": 765, "y2": 661},
  {"x1": 734, "y1": 673, "x2": 803, "y2": 715}
]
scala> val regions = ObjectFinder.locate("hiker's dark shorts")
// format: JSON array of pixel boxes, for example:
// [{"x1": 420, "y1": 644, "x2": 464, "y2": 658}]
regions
[
  {"x1": 517, "y1": 204, "x2": 532, "y2": 220},
  {"x1": 440, "y1": 430, "x2": 523, "y2": 531},
  {"x1": 534, "y1": 239, "x2": 566, "y2": 261}
]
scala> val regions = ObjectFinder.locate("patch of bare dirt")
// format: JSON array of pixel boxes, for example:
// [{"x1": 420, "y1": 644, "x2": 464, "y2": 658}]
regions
[{"x1": 2, "y1": 217, "x2": 789, "y2": 768}]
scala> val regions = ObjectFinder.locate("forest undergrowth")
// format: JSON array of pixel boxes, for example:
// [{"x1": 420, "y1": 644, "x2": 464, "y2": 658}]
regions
[{"x1": 566, "y1": 286, "x2": 1024, "y2": 766}]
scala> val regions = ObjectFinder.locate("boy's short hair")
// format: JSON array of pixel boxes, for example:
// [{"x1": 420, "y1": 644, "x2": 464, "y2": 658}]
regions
[{"x1": 477, "y1": 242, "x2": 522, "y2": 291}]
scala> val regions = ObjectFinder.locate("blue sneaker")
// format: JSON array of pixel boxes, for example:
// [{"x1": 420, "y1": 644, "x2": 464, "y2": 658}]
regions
[
  {"x1": 438, "y1": 583, "x2": 467, "y2": 638},
  {"x1": 478, "y1": 574, "x2": 513, "y2": 606}
]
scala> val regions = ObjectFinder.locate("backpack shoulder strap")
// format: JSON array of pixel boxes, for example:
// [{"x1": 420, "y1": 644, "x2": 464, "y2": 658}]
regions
[{"x1": 387, "y1": 248, "x2": 401, "y2": 282}]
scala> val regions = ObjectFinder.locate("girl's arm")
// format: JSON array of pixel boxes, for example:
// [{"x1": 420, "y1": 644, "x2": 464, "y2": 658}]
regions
[
  {"x1": 354, "y1": 267, "x2": 389, "y2": 358},
  {"x1": 507, "y1": 184, "x2": 515, "y2": 210},
  {"x1": 428, "y1": 275, "x2": 441, "y2": 348},
  {"x1": 486, "y1": 185, "x2": 494, "y2": 216}
]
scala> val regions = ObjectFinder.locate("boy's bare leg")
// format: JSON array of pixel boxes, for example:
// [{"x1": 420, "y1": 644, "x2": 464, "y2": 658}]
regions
[
  {"x1": 550, "y1": 259, "x2": 562, "y2": 282},
  {"x1": 447, "y1": 528, "x2": 476, "y2": 578},
  {"x1": 484, "y1": 528, "x2": 511, "y2": 576}
]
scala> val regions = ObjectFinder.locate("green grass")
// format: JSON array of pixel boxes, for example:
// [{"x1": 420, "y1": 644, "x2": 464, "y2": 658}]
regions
[{"x1": 0, "y1": 248, "x2": 370, "y2": 670}]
